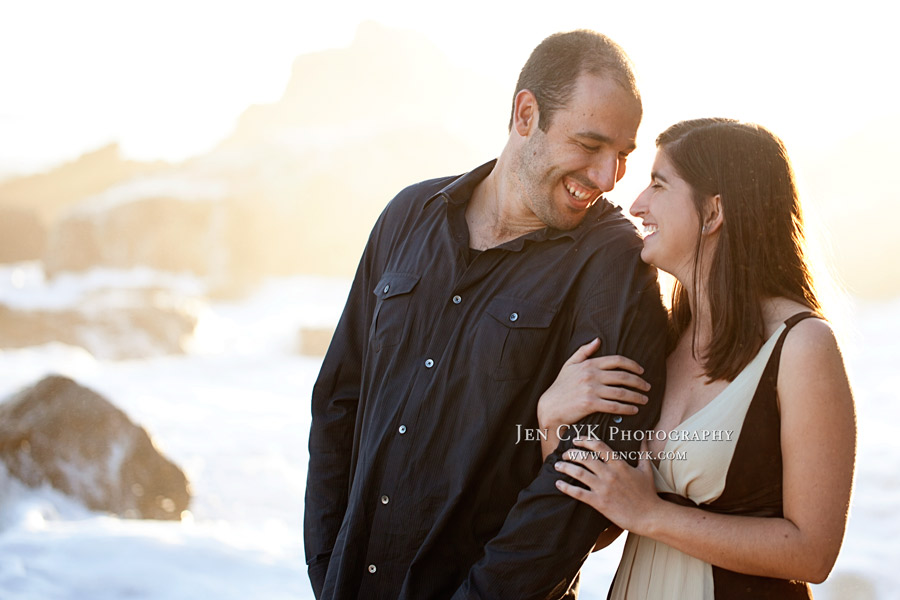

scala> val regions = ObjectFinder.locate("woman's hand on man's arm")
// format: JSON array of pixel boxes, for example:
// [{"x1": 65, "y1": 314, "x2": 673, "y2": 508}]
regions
[{"x1": 538, "y1": 337, "x2": 651, "y2": 460}]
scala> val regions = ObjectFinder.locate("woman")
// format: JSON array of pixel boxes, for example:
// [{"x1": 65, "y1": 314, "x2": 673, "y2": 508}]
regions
[{"x1": 537, "y1": 119, "x2": 856, "y2": 598}]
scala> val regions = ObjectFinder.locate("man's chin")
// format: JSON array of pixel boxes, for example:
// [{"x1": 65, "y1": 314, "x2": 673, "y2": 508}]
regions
[
  {"x1": 548, "y1": 207, "x2": 591, "y2": 231},
  {"x1": 546, "y1": 218, "x2": 586, "y2": 232}
]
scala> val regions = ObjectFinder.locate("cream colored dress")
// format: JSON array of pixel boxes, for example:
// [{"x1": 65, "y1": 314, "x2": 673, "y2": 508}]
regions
[{"x1": 607, "y1": 324, "x2": 787, "y2": 600}]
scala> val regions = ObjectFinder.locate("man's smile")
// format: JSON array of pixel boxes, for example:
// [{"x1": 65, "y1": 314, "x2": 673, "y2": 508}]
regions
[{"x1": 563, "y1": 177, "x2": 601, "y2": 208}]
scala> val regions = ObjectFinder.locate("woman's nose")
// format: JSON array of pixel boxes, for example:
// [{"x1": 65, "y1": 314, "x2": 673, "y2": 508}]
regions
[{"x1": 630, "y1": 189, "x2": 649, "y2": 217}]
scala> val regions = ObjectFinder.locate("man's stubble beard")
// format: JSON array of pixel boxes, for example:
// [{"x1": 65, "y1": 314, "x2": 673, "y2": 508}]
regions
[{"x1": 514, "y1": 133, "x2": 588, "y2": 233}]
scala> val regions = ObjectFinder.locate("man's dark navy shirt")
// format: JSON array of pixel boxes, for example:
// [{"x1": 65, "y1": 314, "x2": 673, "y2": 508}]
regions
[{"x1": 304, "y1": 160, "x2": 667, "y2": 599}]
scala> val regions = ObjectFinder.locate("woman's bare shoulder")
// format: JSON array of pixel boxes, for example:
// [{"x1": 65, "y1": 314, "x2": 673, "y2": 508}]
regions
[
  {"x1": 762, "y1": 297, "x2": 825, "y2": 337},
  {"x1": 776, "y1": 311, "x2": 851, "y2": 411},
  {"x1": 778, "y1": 310, "x2": 839, "y2": 361}
]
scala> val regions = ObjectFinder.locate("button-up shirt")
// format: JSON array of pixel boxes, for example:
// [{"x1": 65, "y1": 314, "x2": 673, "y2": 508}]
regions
[{"x1": 305, "y1": 160, "x2": 667, "y2": 599}]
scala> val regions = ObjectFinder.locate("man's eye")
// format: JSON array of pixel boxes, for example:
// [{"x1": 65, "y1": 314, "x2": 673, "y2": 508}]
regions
[{"x1": 580, "y1": 143, "x2": 600, "y2": 152}]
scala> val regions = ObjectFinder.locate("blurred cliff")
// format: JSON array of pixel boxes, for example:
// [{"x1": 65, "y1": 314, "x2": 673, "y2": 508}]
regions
[
  {"x1": 0, "y1": 22, "x2": 895, "y2": 364},
  {"x1": 0, "y1": 22, "x2": 503, "y2": 298}
]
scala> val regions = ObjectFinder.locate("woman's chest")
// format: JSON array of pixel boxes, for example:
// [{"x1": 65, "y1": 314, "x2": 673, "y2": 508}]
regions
[{"x1": 647, "y1": 350, "x2": 729, "y2": 457}]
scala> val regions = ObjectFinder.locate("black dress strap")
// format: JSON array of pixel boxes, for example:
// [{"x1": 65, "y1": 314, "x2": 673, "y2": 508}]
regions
[
  {"x1": 770, "y1": 311, "x2": 822, "y2": 366},
  {"x1": 657, "y1": 309, "x2": 824, "y2": 516},
  {"x1": 783, "y1": 310, "x2": 820, "y2": 328}
]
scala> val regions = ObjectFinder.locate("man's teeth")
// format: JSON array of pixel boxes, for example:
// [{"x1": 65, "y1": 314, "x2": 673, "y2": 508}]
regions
[
  {"x1": 643, "y1": 224, "x2": 659, "y2": 235},
  {"x1": 565, "y1": 182, "x2": 592, "y2": 201}
]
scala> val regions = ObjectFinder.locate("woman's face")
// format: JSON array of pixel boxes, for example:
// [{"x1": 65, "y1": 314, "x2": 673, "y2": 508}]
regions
[{"x1": 629, "y1": 149, "x2": 702, "y2": 278}]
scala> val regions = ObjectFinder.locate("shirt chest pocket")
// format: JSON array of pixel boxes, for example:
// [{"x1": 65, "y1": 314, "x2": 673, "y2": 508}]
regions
[
  {"x1": 476, "y1": 296, "x2": 557, "y2": 381},
  {"x1": 370, "y1": 272, "x2": 420, "y2": 352}
]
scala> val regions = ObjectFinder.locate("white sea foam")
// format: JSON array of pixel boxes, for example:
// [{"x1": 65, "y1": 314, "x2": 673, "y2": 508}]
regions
[{"x1": 0, "y1": 270, "x2": 895, "y2": 599}]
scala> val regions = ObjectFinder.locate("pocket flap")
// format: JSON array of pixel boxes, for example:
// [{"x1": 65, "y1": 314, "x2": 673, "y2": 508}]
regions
[
  {"x1": 373, "y1": 272, "x2": 420, "y2": 300},
  {"x1": 485, "y1": 296, "x2": 556, "y2": 329}
]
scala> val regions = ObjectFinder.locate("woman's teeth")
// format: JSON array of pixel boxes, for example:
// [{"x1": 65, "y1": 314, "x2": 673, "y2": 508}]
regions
[{"x1": 643, "y1": 224, "x2": 659, "y2": 235}]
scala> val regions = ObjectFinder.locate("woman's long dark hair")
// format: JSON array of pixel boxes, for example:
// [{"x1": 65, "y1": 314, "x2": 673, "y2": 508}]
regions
[{"x1": 658, "y1": 119, "x2": 822, "y2": 381}]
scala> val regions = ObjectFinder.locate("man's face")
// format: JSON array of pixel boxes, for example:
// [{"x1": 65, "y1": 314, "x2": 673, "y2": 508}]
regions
[{"x1": 515, "y1": 73, "x2": 642, "y2": 231}]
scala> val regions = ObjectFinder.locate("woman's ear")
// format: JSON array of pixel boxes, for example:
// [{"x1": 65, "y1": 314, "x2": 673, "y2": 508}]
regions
[
  {"x1": 512, "y1": 89, "x2": 539, "y2": 137},
  {"x1": 703, "y1": 194, "x2": 724, "y2": 235}
]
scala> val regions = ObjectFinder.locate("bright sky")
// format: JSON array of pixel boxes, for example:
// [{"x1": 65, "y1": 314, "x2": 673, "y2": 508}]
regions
[{"x1": 0, "y1": 0, "x2": 896, "y2": 179}]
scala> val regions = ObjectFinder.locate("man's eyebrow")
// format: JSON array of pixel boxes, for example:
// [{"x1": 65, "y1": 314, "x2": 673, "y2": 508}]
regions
[{"x1": 575, "y1": 131, "x2": 637, "y2": 152}]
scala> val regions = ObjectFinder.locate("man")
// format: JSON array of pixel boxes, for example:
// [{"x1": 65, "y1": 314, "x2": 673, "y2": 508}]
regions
[{"x1": 305, "y1": 30, "x2": 667, "y2": 599}]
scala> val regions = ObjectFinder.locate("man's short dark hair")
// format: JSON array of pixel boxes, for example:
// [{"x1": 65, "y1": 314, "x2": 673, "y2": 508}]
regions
[{"x1": 509, "y1": 30, "x2": 641, "y2": 132}]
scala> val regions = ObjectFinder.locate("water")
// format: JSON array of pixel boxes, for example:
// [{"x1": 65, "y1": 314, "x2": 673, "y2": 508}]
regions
[{"x1": 0, "y1": 266, "x2": 896, "y2": 599}]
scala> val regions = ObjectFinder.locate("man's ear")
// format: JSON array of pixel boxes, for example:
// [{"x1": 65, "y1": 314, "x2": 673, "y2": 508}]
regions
[
  {"x1": 512, "y1": 89, "x2": 539, "y2": 136},
  {"x1": 703, "y1": 194, "x2": 724, "y2": 235}
]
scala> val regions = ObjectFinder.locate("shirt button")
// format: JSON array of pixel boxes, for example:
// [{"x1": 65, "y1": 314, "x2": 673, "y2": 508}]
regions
[
  {"x1": 382, "y1": 284, "x2": 390, "y2": 294},
  {"x1": 368, "y1": 564, "x2": 377, "y2": 574},
  {"x1": 452, "y1": 295, "x2": 462, "y2": 304},
  {"x1": 398, "y1": 425, "x2": 407, "y2": 434},
  {"x1": 509, "y1": 312, "x2": 519, "y2": 322},
  {"x1": 381, "y1": 495, "x2": 390, "y2": 505},
  {"x1": 613, "y1": 415, "x2": 623, "y2": 424},
  {"x1": 425, "y1": 358, "x2": 434, "y2": 368}
]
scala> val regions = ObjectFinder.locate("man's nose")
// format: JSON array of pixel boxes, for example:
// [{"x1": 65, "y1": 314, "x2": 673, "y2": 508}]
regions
[{"x1": 587, "y1": 154, "x2": 620, "y2": 193}]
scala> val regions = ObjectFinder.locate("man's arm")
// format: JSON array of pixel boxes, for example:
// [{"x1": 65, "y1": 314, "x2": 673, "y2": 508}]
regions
[
  {"x1": 303, "y1": 213, "x2": 386, "y2": 597},
  {"x1": 451, "y1": 245, "x2": 667, "y2": 600}
]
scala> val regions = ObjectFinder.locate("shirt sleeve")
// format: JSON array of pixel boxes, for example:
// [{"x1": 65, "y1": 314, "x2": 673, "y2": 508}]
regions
[
  {"x1": 451, "y1": 243, "x2": 668, "y2": 600},
  {"x1": 303, "y1": 209, "x2": 388, "y2": 597}
]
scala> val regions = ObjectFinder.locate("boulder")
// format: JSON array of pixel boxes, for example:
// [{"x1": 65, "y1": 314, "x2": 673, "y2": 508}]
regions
[{"x1": 0, "y1": 375, "x2": 190, "y2": 520}]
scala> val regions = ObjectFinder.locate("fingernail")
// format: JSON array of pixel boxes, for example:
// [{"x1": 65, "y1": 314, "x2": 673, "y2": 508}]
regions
[
  {"x1": 554, "y1": 462, "x2": 563, "y2": 470},
  {"x1": 555, "y1": 480, "x2": 564, "y2": 489}
]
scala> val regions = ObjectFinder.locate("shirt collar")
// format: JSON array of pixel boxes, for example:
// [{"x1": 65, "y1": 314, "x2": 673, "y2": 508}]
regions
[
  {"x1": 424, "y1": 159, "x2": 615, "y2": 247},
  {"x1": 424, "y1": 159, "x2": 497, "y2": 209}
]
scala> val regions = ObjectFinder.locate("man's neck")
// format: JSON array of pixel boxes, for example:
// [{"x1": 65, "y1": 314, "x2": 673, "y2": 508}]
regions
[{"x1": 465, "y1": 155, "x2": 545, "y2": 250}]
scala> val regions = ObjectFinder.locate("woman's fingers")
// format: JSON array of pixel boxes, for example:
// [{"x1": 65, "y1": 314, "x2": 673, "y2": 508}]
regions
[
  {"x1": 555, "y1": 479, "x2": 590, "y2": 501},
  {"x1": 555, "y1": 458, "x2": 600, "y2": 481},
  {"x1": 560, "y1": 442, "x2": 614, "y2": 473},
  {"x1": 538, "y1": 349, "x2": 649, "y2": 427},
  {"x1": 571, "y1": 437, "x2": 612, "y2": 455},
  {"x1": 588, "y1": 354, "x2": 646, "y2": 377},
  {"x1": 563, "y1": 337, "x2": 602, "y2": 367},
  {"x1": 590, "y1": 398, "x2": 640, "y2": 415},
  {"x1": 591, "y1": 369, "x2": 651, "y2": 393},
  {"x1": 634, "y1": 439, "x2": 652, "y2": 474},
  {"x1": 593, "y1": 385, "x2": 648, "y2": 408}
]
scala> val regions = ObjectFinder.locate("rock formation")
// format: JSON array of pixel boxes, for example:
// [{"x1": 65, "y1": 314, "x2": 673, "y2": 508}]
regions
[{"x1": 0, "y1": 375, "x2": 190, "y2": 520}]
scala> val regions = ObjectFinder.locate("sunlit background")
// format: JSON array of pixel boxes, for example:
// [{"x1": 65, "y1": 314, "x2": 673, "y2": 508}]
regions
[{"x1": 0, "y1": 1, "x2": 897, "y2": 599}]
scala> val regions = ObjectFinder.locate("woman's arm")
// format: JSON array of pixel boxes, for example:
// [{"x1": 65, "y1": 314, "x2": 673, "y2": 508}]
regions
[
  {"x1": 555, "y1": 319, "x2": 856, "y2": 583},
  {"x1": 538, "y1": 338, "x2": 651, "y2": 460}
]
